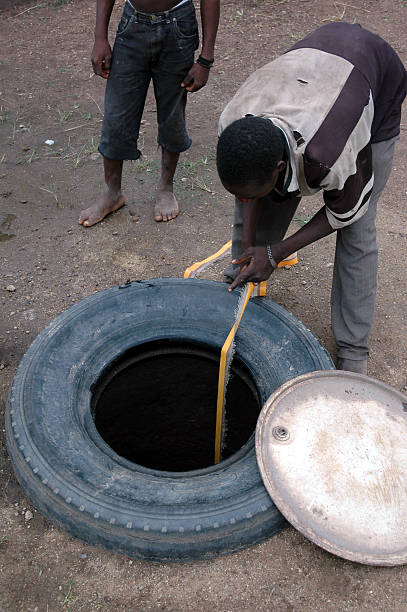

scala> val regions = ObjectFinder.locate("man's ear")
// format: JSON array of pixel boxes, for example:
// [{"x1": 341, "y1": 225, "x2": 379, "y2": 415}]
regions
[{"x1": 276, "y1": 160, "x2": 286, "y2": 173}]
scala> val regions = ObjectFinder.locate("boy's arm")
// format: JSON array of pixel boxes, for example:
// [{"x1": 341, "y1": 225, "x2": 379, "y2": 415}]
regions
[
  {"x1": 181, "y1": 0, "x2": 220, "y2": 92},
  {"x1": 92, "y1": 0, "x2": 116, "y2": 79},
  {"x1": 200, "y1": 0, "x2": 220, "y2": 61}
]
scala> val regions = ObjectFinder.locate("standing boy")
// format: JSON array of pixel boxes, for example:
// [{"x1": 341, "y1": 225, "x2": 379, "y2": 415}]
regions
[{"x1": 79, "y1": 0, "x2": 219, "y2": 226}]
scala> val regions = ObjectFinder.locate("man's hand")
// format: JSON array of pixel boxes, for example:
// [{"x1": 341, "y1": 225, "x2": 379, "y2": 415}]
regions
[
  {"x1": 181, "y1": 63, "x2": 211, "y2": 92},
  {"x1": 229, "y1": 246, "x2": 275, "y2": 291},
  {"x1": 91, "y1": 37, "x2": 112, "y2": 79}
]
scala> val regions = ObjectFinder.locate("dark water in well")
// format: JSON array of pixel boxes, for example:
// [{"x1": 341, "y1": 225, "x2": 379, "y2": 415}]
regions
[{"x1": 93, "y1": 343, "x2": 260, "y2": 471}]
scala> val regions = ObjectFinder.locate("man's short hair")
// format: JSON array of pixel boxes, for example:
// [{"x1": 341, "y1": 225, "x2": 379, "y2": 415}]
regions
[{"x1": 216, "y1": 116, "x2": 285, "y2": 187}]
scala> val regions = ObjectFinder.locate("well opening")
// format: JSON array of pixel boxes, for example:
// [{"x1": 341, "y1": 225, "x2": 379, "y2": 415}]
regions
[{"x1": 92, "y1": 340, "x2": 261, "y2": 472}]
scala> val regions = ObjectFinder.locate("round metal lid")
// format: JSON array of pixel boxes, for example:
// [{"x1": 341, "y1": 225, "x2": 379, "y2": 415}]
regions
[{"x1": 256, "y1": 370, "x2": 407, "y2": 566}]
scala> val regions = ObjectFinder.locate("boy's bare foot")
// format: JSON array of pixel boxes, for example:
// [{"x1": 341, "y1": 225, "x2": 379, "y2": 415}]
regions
[
  {"x1": 154, "y1": 190, "x2": 179, "y2": 222},
  {"x1": 78, "y1": 194, "x2": 125, "y2": 227}
]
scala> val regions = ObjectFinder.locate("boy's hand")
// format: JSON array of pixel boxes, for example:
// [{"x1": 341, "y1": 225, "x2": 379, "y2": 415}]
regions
[
  {"x1": 181, "y1": 63, "x2": 211, "y2": 92},
  {"x1": 91, "y1": 38, "x2": 112, "y2": 79}
]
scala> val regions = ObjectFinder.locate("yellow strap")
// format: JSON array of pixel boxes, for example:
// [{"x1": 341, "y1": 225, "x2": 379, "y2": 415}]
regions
[
  {"x1": 277, "y1": 252, "x2": 298, "y2": 267},
  {"x1": 255, "y1": 280, "x2": 267, "y2": 297},
  {"x1": 185, "y1": 241, "x2": 297, "y2": 290},
  {"x1": 214, "y1": 282, "x2": 255, "y2": 464},
  {"x1": 184, "y1": 240, "x2": 232, "y2": 278}
]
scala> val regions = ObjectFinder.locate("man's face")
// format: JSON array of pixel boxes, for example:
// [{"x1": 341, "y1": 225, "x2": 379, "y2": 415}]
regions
[{"x1": 221, "y1": 161, "x2": 286, "y2": 202}]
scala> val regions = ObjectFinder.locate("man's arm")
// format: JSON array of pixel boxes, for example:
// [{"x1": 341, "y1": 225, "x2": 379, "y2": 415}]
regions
[
  {"x1": 241, "y1": 199, "x2": 262, "y2": 251},
  {"x1": 181, "y1": 0, "x2": 220, "y2": 92},
  {"x1": 229, "y1": 206, "x2": 334, "y2": 290},
  {"x1": 92, "y1": 0, "x2": 116, "y2": 79},
  {"x1": 270, "y1": 206, "x2": 334, "y2": 262}
]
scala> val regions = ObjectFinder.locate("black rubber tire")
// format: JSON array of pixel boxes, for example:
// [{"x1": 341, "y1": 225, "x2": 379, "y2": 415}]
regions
[{"x1": 6, "y1": 278, "x2": 334, "y2": 561}]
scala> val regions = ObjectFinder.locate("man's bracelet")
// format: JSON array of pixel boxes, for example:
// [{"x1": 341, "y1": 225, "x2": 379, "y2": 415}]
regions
[
  {"x1": 266, "y1": 245, "x2": 278, "y2": 270},
  {"x1": 196, "y1": 55, "x2": 214, "y2": 69}
]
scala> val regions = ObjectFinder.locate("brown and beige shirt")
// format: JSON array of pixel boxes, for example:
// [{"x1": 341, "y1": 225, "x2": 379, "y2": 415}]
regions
[{"x1": 219, "y1": 23, "x2": 407, "y2": 229}]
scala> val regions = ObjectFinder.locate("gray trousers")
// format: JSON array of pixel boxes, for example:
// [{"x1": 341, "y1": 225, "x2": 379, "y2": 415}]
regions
[{"x1": 226, "y1": 137, "x2": 398, "y2": 361}]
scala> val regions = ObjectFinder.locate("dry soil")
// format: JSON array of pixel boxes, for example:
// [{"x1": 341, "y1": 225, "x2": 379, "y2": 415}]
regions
[{"x1": 1, "y1": 0, "x2": 407, "y2": 610}]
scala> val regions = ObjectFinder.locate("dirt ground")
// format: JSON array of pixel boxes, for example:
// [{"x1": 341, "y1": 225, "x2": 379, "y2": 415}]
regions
[{"x1": 1, "y1": 0, "x2": 407, "y2": 609}]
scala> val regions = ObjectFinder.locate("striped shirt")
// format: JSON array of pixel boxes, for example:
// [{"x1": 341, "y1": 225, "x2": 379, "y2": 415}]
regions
[{"x1": 218, "y1": 23, "x2": 407, "y2": 229}]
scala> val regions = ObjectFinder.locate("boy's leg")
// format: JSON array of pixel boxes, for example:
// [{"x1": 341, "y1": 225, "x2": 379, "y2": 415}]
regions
[
  {"x1": 79, "y1": 2, "x2": 151, "y2": 227},
  {"x1": 155, "y1": 149, "x2": 180, "y2": 222},
  {"x1": 152, "y1": 81, "x2": 192, "y2": 224},
  {"x1": 79, "y1": 158, "x2": 125, "y2": 227},
  {"x1": 331, "y1": 136, "x2": 398, "y2": 373},
  {"x1": 152, "y1": 2, "x2": 199, "y2": 221}
]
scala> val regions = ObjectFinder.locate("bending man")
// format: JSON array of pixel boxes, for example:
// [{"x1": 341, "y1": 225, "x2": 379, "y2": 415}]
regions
[{"x1": 216, "y1": 22, "x2": 406, "y2": 374}]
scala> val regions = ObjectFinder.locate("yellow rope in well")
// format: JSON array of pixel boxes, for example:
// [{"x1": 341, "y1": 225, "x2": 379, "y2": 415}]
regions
[
  {"x1": 184, "y1": 242, "x2": 298, "y2": 464},
  {"x1": 214, "y1": 282, "x2": 255, "y2": 464}
]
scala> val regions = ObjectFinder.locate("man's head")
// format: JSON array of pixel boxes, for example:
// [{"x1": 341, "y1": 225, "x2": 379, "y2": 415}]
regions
[{"x1": 216, "y1": 116, "x2": 286, "y2": 201}]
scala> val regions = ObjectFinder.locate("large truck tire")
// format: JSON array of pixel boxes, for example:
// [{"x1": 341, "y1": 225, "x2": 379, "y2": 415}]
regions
[{"x1": 6, "y1": 279, "x2": 334, "y2": 561}]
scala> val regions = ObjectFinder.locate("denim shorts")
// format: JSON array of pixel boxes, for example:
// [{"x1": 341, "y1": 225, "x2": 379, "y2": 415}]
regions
[{"x1": 98, "y1": 0, "x2": 199, "y2": 160}]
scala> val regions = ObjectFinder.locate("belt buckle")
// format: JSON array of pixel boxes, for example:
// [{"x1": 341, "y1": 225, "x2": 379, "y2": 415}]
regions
[{"x1": 151, "y1": 14, "x2": 157, "y2": 20}]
